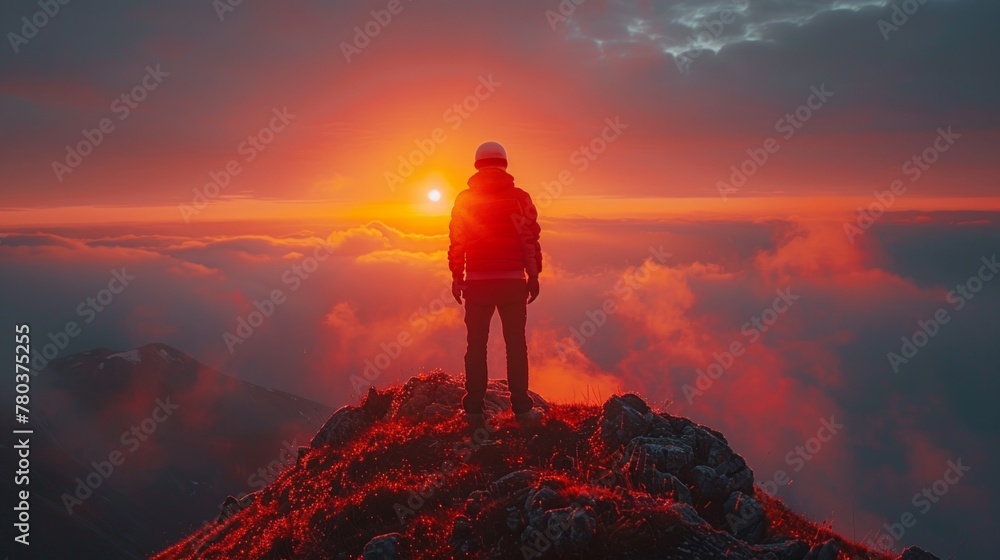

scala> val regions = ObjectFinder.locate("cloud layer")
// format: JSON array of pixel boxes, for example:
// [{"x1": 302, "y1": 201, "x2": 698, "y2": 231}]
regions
[{"x1": 2, "y1": 212, "x2": 997, "y2": 557}]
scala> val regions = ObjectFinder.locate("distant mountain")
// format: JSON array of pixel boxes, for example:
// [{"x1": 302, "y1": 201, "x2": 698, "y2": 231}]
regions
[
  {"x1": 150, "y1": 371, "x2": 941, "y2": 560},
  {"x1": 6, "y1": 343, "x2": 332, "y2": 560}
]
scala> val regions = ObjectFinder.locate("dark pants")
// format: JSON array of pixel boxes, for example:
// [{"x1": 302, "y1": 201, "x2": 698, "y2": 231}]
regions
[{"x1": 462, "y1": 278, "x2": 534, "y2": 414}]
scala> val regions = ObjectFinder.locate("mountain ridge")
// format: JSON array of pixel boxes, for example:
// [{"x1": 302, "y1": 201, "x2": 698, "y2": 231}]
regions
[
  {"x1": 12, "y1": 343, "x2": 332, "y2": 560},
  {"x1": 151, "y1": 370, "x2": 942, "y2": 560}
]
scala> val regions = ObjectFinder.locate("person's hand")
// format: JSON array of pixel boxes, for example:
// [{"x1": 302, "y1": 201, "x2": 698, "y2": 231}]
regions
[
  {"x1": 452, "y1": 279, "x2": 466, "y2": 304},
  {"x1": 527, "y1": 276, "x2": 540, "y2": 304}
]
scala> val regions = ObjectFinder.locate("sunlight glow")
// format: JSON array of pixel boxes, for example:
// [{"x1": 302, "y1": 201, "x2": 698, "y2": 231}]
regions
[{"x1": 428, "y1": 189, "x2": 442, "y2": 202}]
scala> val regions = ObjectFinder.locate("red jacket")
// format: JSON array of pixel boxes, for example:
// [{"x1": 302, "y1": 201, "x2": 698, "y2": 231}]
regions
[{"x1": 448, "y1": 169, "x2": 542, "y2": 281}]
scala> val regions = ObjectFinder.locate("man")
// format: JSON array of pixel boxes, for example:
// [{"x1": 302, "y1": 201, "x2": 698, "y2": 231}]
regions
[{"x1": 448, "y1": 141, "x2": 543, "y2": 425}]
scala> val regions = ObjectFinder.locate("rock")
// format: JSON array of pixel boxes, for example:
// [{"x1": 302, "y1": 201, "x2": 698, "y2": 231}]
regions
[
  {"x1": 507, "y1": 506, "x2": 524, "y2": 532},
  {"x1": 310, "y1": 404, "x2": 367, "y2": 447},
  {"x1": 520, "y1": 505, "x2": 596, "y2": 556},
  {"x1": 422, "y1": 402, "x2": 452, "y2": 420},
  {"x1": 524, "y1": 486, "x2": 562, "y2": 526},
  {"x1": 363, "y1": 532, "x2": 405, "y2": 560},
  {"x1": 726, "y1": 462, "x2": 756, "y2": 496},
  {"x1": 401, "y1": 394, "x2": 431, "y2": 414},
  {"x1": 490, "y1": 469, "x2": 537, "y2": 497},
  {"x1": 701, "y1": 431, "x2": 734, "y2": 467},
  {"x1": 464, "y1": 490, "x2": 490, "y2": 519},
  {"x1": 803, "y1": 540, "x2": 839, "y2": 560},
  {"x1": 758, "y1": 539, "x2": 810, "y2": 560},
  {"x1": 645, "y1": 412, "x2": 678, "y2": 437},
  {"x1": 311, "y1": 387, "x2": 391, "y2": 447},
  {"x1": 668, "y1": 502, "x2": 711, "y2": 527},
  {"x1": 361, "y1": 386, "x2": 394, "y2": 416},
  {"x1": 898, "y1": 546, "x2": 942, "y2": 560},
  {"x1": 524, "y1": 485, "x2": 561, "y2": 508},
  {"x1": 723, "y1": 491, "x2": 765, "y2": 544},
  {"x1": 163, "y1": 372, "x2": 944, "y2": 560},
  {"x1": 393, "y1": 372, "x2": 548, "y2": 419},
  {"x1": 449, "y1": 515, "x2": 477, "y2": 556},
  {"x1": 816, "y1": 541, "x2": 839, "y2": 560},
  {"x1": 624, "y1": 449, "x2": 693, "y2": 504},
  {"x1": 395, "y1": 374, "x2": 460, "y2": 419},
  {"x1": 482, "y1": 390, "x2": 512, "y2": 413},
  {"x1": 619, "y1": 393, "x2": 650, "y2": 414},
  {"x1": 568, "y1": 507, "x2": 597, "y2": 549},
  {"x1": 540, "y1": 507, "x2": 574, "y2": 553},
  {"x1": 689, "y1": 465, "x2": 730, "y2": 505},
  {"x1": 666, "y1": 472, "x2": 694, "y2": 504},
  {"x1": 600, "y1": 395, "x2": 651, "y2": 446},
  {"x1": 215, "y1": 491, "x2": 257, "y2": 522},
  {"x1": 626, "y1": 437, "x2": 695, "y2": 473}
]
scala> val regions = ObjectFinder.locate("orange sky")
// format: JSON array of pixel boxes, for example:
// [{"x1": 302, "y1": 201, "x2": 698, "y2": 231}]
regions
[
  {"x1": 3, "y1": 3, "x2": 998, "y2": 226},
  {"x1": 5, "y1": 196, "x2": 1000, "y2": 229}
]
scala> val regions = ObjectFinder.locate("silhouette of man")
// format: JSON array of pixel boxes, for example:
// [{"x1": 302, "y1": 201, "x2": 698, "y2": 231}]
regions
[{"x1": 449, "y1": 141, "x2": 543, "y2": 425}]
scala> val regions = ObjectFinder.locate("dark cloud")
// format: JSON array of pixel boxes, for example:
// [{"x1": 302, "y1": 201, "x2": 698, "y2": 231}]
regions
[{"x1": 2, "y1": 0, "x2": 998, "y2": 206}]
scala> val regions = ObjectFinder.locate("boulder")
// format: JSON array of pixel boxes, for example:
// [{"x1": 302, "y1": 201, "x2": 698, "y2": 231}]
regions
[
  {"x1": 449, "y1": 515, "x2": 477, "y2": 556},
  {"x1": 600, "y1": 395, "x2": 651, "y2": 446},
  {"x1": 626, "y1": 436, "x2": 695, "y2": 473},
  {"x1": 668, "y1": 501, "x2": 711, "y2": 527},
  {"x1": 898, "y1": 546, "x2": 942, "y2": 560},
  {"x1": 310, "y1": 387, "x2": 391, "y2": 448},
  {"x1": 490, "y1": 469, "x2": 537, "y2": 497},
  {"x1": 394, "y1": 372, "x2": 548, "y2": 420},
  {"x1": 758, "y1": 538, "x2": 810, "y2": 560},
  {"x1": 464, "y1": 490, "x2": 490, "y2": 519},
  {"x1": 363, "y1": 533, "x2": 405, "y2": 560},
  {"x1": 723, "y1": 491, "x2": 765, "y2": 544},
  {"x1": 619, "y1": 393, "x2": 651, "y2": 414},
  {"x1": 803, "y1": 540, "x2": 839, "y2": 560}
]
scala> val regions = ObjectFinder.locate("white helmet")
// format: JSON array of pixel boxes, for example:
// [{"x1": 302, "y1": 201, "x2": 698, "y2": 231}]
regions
[{"x1": 474, "y1": 141, "x2": 508, "y2": 170}]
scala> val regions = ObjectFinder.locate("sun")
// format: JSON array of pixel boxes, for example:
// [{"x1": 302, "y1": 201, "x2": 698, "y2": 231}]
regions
[{"x1": 428, "y1": 189, "x2": 442, "y2": 202}]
